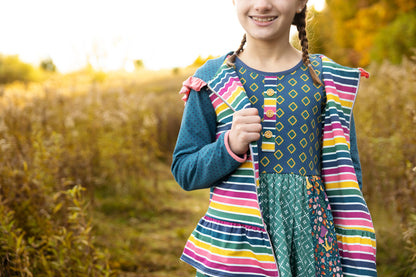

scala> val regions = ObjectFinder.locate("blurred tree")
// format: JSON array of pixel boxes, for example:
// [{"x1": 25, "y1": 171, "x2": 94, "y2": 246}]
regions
[
  {"x1": 40, "y1": 57, "x2": 57, "y2": 72},
  {"x1": 0, "y1": 55, "x2": 38, "y2": 84},
  {"x1": 134, "y1": 59, "x2": 144, "y2": 70},
  {"x1": 308, "y1": 0, "x2": 416, "y2": 66}
]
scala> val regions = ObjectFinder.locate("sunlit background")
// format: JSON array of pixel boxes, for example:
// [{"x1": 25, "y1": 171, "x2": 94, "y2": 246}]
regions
[{"x1": 0, "y1": 0, "x2": 325, "y2": 72}]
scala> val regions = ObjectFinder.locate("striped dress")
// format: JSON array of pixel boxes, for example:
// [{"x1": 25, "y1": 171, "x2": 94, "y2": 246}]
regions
[{"x1": 172, "y1": 54, "x2": 377, "y2": 277}]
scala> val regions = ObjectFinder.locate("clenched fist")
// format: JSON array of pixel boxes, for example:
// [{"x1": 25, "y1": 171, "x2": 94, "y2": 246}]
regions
[{"x1": 228, "y1": 108, "x2": 262, "y2": 155}]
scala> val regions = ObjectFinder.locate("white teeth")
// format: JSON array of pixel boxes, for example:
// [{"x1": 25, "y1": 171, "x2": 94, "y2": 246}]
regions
[{"x1": 252, "y1": 16, "x2": 276, "y2": 22}]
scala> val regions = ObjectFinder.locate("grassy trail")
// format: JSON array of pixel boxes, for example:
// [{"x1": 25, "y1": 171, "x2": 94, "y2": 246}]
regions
[{"x1": 92, "y1": 166, "x2": 209, "y2": 276}]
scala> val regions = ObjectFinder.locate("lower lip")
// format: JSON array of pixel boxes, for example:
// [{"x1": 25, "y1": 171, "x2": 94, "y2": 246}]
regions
[{"x1": 250, "y1": 17, "x2": 276, "y2": 27}]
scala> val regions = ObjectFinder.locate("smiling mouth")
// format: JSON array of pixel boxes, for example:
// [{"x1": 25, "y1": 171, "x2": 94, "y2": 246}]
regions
[{"x1": 250, "y1": 16, "x2": 278, "y2": 22}]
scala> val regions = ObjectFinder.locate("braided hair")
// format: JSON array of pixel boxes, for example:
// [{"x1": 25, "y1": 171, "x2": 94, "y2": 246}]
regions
[{"x1": 226, "y1": 5, "x2": 323, "y2": 86}]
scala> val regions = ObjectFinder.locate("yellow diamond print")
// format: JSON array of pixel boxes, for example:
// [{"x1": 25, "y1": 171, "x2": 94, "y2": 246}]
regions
[
  {"x1": 309, "y1": 161, "x2": 314, "y2": 170},
  {"x1": 312, "y1": 105, "x2": 318, "y2": 115},
  {"x1": 312, "y1": 60, "x2": 319, "y2": 67},
  {"x1": 300, "y1": 138, "x2": 308, "y2": 148},
  {"x1": 287, "y1": 144, "x2": 296, "y2": 154},
  {"x1": 274, "y1": 150, "x2": 283, "y2": 160},
  {"x1": 314, "y1": 92, "x2": 322, "y2": 101},
  {"x1": 315, "y1": 141, "x2": 320, "y2": 151},
  {"x1": 289, "y1": 90, "x2": 298, "y2": 98},
  {"x1": 288, "y1": 115, "x2": 297, "y2": 125},
  {"x1": 302, "y1": 84, "x2": 310, "y2": 93},
  {"x1": 250, "y1": 83, "x2": 259, "y2": 92},
  {"x1": 287, "y1": 158, "x2": 296, "y2": 168},
  {"x1": 300, "y1": 74, "x2": 309, "y2": 82},
  {"x1": 276, "y1": 108, "x2": 285, "y2": 118},
  {"x1": 276, "y1": 122, "x2": 284, "y2": 131},
  {"x1": 316, "y1": 127, "x2": 320, "y2": 137},
  {"x1": 309, "y1": 146, "x2": 313, "y2": 156},
  {"x1": 277, "y1": 75, "x2": 284, "y2": 80},
  {"x1": 274, "y1": 164, "x2": 284, "y2": 173},
  {"x1": 317, "y1": 115, "x2": 322, "y2": 123},
  {"x1": 302, "y1": 97, "x2": 310, "y2": 106},
  {"x1": 240, "y1": 78, "x2": 246, "y2": 85},
  {"x1": 299, "y1": 152, "x2": 307, "y2": 163},
  {"x1": 288, "y1": 78, "x2": 297, "y2": 86},
  {"x1": 239, "y1": 67, "x2": 247, "y2": 74},
  {"x1": 249, "y1": 95, "x2": 258, "y2": 104},
  {"x1": 276, "y1": 95, "x2": 285, "y2": 104},
  {"x1": 275, "y1": 136, "x2": 284, "y2": 145},
  {"x1": 288, "y1": 130, "x2": 296, "y2": 140},
  {"x1": 301, "y1": 124, "x2": 308, "y2": 134},
  {"x1": 299, "y1": 167, "x2": 307, "y2": 176},
  {"x1": 314, "y1": 155, "x2": 318, "y2": 164},
  {"x1": 277, "y1": 83, "x2": 285, "y2": 92},
  {"x1": 260, "y1": 157, "x2": 270, "y2": 167},
  {"x1": 301, "y1": 64, "x2": 307, "y2": 71},
  {"x1": 289, "y1": 102, "x2": 298, "y2": 112},
  {"x1": 301, "y1": 110, "x2": 310, "y2": 120},
  {"x1": 311, "y1": 119, "x2": 316, "y2": 128},
  {"x1": 250, "y1": 72, "x2": 259, "y2": 80},
  {"x1": 309, "y1": 132, "x2": 315, "y2": 142}
]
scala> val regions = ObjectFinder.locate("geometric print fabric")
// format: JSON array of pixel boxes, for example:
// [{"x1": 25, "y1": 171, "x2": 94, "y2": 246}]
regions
[{"x1": 235, "y1": 56, "x2": 324, "y2": 176}]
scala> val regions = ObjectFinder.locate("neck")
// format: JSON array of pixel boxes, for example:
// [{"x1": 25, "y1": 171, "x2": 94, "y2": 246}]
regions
[{"x1": 238, "y1": 35, "x2": 302, "y2": 72}]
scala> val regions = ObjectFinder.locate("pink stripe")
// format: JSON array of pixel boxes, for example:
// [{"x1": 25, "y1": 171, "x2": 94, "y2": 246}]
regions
[
  {"x1": 334, "y1": 218, "x2": 374, "y2": 228},
  {"x1": 324, "y1": 80, "x2": 356, "y2": 93},
  {"x1": 338, "y1": 243, "x2": 376, "y2": 257},
  {"x1": 221, "y1": 81, "x2": 240, "y2": 100},
  {"x1": 324, "y1": 123, "x2": 349, "y2": 135},
  {"x1": 321, "y1": 173, "x2": 358, "y2": 182},
  {"x1": 324, "y1": 167, "x2": 356, "y2": 175},
  {"x1": 338, "y1": 249, "x2": 376, "y2": 262},
  {"x1": 185, "y1": 240, "x2": 277, "y2": 270},
  {"x1": 211, "y1": 97, "x2": 224, "y2": 109},
  {"x1": 183, "y1": 245, "x2": 278, "y2": 275},
  {"x1": 332, "y1": 211, "x2": 372, "y2": 221},
  {"x1": 323, "y1": 129, "x2": 346, "y2": 140},
  {"x1": 218, "y1": 77, "x2": 240, "y2": 97},
  {"x1": 211, "y1": 194, "x2": 260, "y2": 209},
  {"x1": 213, "y1": 188, "x2": 258, "y2": 200},
  {"x1": 338, "y1": 91, "x2": 355, "y2": 101}
]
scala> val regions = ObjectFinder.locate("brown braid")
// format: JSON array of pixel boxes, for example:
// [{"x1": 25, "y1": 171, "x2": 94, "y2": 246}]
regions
[
  {"x1": 293, "y1": 7, "x2": 323, "y2": 86},
  {"x1": 226, "y1": 34, "x2": 247, "y2": 68}
]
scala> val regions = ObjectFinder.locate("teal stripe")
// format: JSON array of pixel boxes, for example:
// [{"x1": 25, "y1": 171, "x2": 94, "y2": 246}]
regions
[
  {"x1": 192, "y1": 229, "x2": 273, "y2": 254},
  {"x1": 207, "y1": 208, "x2": 264, "y2": 228}
]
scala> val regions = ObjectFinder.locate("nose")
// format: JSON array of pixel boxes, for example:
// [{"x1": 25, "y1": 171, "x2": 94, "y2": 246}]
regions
[{"x1": 253, "y1": 0, "x2": 273, "y2": 12}]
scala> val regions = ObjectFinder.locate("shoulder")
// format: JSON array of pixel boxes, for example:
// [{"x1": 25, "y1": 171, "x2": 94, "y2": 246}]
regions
[
  {"x1": 193, "y1": 53, "x2": 231, "y2": 82},
  {"x1": 317, "y1": 54, "x2": 362, "y2": 77}
]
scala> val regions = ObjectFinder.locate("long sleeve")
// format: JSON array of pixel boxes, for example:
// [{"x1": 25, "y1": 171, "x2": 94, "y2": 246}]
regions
[
  {"x1": 350, "y1": 115, "x2": 363, "y2": 191},
  {"x1": 171, "y1": 87, "x2": 245, "y2": 191}
]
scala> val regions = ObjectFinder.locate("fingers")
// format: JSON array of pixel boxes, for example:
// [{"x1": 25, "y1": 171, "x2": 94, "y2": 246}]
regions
[{"x1": 228, "y1": 108, "x2": 262, "y2": 155}]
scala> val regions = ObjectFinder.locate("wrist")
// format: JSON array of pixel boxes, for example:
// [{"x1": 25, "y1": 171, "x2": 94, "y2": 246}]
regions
[{"x1": 224, "y1": 131, "x2": 247, "y2": 162}]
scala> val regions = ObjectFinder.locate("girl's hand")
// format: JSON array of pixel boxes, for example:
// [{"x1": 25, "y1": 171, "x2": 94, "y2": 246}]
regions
[{"x1": 228, "y1": 108, "x2": 262, "y2": 155}]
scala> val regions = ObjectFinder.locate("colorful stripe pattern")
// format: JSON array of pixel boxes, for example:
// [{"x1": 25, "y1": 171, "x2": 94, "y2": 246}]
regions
[
  {"x1": 262, "y1": 77, "x2": 277, "y2": 152},
  {"x1": 181, "y1": 61, "x2": 279, "y2": 277},
  {"x1": 180, "y1": 56, "x2": 377, "y2": 277},
  {"x1": 320, "y1": 56, "x2": 377, "y2": 276}
]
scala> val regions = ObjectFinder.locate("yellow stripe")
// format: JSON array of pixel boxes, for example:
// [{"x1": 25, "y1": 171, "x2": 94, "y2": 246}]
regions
[
  {"x1": 336, "y1": 235, "x2": 377, "y2": 248},
  {"x1": 322, "y1": 136, "x2": 348, "y2": 147},
  {"x1": 325, "y1": 181, "x2": 360, "y2": 190},
  {"x1": 188, "y1": 235, "x2": 275, "y2": 262},
  {"x1": 264, "y1": 99, "x2": 276, "y2": 106},
  {"x1": 262, "y1": 143, "x2": 274, "y2": 151},
  {"x1": 227, "y1": 86, "x2": 244, "y2": 104},
  {"x1": 240, "y1": 161, "x2": 254, "y2": 169},
  {"x1": 215, "y1": 102, "x2": 228, "y2": 115},
  {"x1": 210, "y1": 201, "x2": 262, "y2": 217}
]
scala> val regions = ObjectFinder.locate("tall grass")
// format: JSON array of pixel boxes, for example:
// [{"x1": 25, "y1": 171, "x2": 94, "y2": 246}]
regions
[
  {"x1": 355, "y1": 57, "x2": 416, "y2": 276},
  {"x1": 0, "y1": 68, "x2": 189, "y2": 276}
]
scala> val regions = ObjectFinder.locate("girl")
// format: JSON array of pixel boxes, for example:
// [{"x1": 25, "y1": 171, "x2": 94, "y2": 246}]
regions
[{"x1": 172, "y1": 0, "x2": 377, "y2": 276}]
